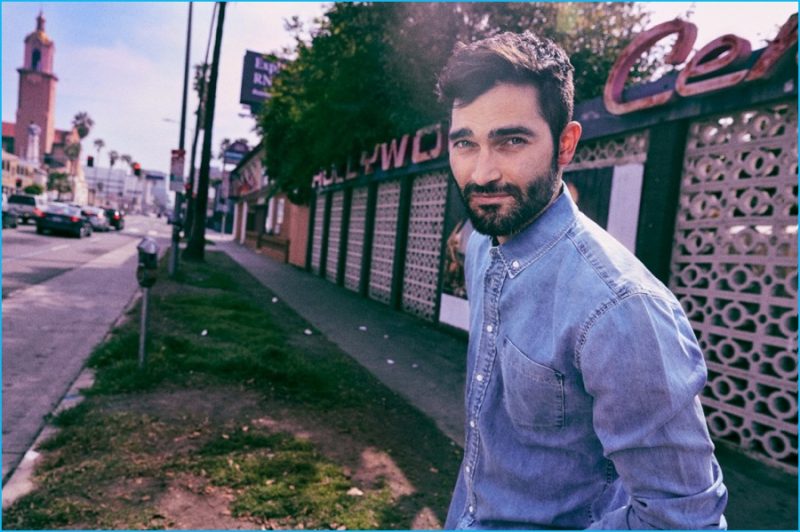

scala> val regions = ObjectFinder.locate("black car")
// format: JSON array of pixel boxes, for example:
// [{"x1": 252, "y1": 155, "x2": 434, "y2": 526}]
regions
[
  {"x1": 104, "y1": 208, "x2": 125, "y2": 230},
  {"x1": 35, "y1": 203, "x2": 93, "y2": 238}
]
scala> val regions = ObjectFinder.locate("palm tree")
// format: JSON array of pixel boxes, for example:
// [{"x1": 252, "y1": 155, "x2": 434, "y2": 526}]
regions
[
  {"x1": 106, "y1": 149, "x2": 119, "y2": 194},
  {"x1": 72, "y1": 112, "x2": 94, "y2": 140},
  {"x1": 108, "y1": 150, "x2": 119, "y2": 170},
  {"x1": 93, "y1": 139, "x2": 105, "y2": 200},
  {"x1": 64, "y1": 142, "x2": 81, "y2": 177}
]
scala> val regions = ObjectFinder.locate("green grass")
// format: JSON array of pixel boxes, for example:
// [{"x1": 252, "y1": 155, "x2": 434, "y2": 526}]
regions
[{"x1": 3, "y1": 251, "x2": 462, "y2": 529}]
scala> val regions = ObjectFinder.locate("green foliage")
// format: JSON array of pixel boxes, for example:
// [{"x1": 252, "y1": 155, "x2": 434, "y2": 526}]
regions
[
  {"x1": 23, "y1": 183, "x2": 44, "y2": 195},
  {"x1": 47, "y1": 172, "x2": 71, "y2": 196},
  {"x1": 72, "y1": 111, "x2": 94, "y2": 140},
  {"x1": 195, "y1": 429, "x2": 392, "y2": 528},
  {"x1": 259, "y1": 2, "x2": 660, "y2": 204},
  {"x1": 63, "y1": 142, "x2": 81, "y2": 162}
]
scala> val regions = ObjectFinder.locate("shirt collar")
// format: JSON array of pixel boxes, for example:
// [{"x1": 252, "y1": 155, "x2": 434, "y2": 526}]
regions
[{"x1": 489, "y1": 183, "x2": 579, "y2": 278}]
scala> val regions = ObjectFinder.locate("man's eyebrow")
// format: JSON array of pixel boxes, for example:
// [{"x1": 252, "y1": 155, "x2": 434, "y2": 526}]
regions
[
  {"x1": 489, "y1": 126, "x2": 535, "y2": 138},
  {"x1": 448, "y1": 128, "x2": 472, "y2": 141}
]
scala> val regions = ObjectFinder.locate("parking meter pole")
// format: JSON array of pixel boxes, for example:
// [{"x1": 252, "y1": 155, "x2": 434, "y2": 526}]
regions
[
  {"x1": 138, "y1": 287, "x2": 149, "y2": 370},
  {"x1": 136, "y1": 237, "x2": 159, "y2": 371}
]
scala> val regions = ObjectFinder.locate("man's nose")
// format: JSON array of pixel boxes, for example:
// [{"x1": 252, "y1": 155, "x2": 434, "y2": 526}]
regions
[{"x1": 471, "y1": 149, "x2": 501, "y2": 186}]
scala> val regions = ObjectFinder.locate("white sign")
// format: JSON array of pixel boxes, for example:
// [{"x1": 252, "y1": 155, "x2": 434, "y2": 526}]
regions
[{"x1": 170, "y1": 149, "x2": 185, "y2": 192}]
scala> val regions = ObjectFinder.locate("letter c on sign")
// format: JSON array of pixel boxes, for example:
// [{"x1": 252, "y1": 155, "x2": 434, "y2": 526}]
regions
[{"x1": 604, "y1": 19, "x2": 698, "y2": 115}]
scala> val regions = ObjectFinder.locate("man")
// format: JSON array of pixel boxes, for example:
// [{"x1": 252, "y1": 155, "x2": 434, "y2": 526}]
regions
[{"x1": 436, "y1": 31, "x2": 728, "y2": 530}]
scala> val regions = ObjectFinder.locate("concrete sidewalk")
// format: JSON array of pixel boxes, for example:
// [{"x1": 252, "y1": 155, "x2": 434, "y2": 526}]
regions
[{"x1": 219, "y1": 240, "x2": 798, "y2": 530}]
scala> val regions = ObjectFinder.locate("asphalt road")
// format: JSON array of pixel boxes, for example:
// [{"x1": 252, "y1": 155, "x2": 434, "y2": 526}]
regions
[
  {"x1": 2, "y1": 216, "x2": 171, "y2": 299},
  {"x1": 2, "y1": 214, "x2": 173, "y2": 483}
]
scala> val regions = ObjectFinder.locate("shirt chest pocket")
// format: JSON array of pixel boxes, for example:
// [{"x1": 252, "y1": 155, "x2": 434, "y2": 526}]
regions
[{"x1": 499, "y1": 337, "x2": 565, "y2": 430}]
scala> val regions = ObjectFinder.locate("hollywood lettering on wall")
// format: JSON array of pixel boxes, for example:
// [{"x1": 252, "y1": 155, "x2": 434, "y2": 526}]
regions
[{"x1": 311, "y1": 122, "x2": 447, "y2": 190}]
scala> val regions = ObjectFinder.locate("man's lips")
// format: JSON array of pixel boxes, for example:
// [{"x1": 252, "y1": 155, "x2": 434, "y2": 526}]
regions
[{"x1": 469, "y1": 192, "x2": 513, "y2": 205}]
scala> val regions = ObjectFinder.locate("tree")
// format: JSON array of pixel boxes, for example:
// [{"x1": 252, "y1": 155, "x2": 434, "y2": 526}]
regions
[
  {"x1": 108, "y1": 149, "x2": 119, "y2": 170},
  {"x1": 47, "y1": 172, "x2": 71, "y2": 200},
  {"x1": 93, "y1": 138, "x2": 105, "y2": 157},
  {"x1": 72, "y1": 112, "x2": 94, "y2": 140},
  {"x1": 23, "y1": 183, "x2": 44, "y2": 196},
  {"x1": 258, "y1": 2, "x2": 660, "y2": 204},
  {"x1": 64, "y1": 142, "x2": 81, "y2": 176}
]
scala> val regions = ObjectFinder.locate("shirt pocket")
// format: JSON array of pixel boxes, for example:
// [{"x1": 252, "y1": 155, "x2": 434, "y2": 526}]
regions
[{"x1": 500, "y1": 337, "x2": 565, "y2": 430}]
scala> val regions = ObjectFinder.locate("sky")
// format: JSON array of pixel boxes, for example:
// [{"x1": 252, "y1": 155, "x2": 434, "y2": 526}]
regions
[{"x1": 2, "y1": 2, "x2": 797, "y2": 174}]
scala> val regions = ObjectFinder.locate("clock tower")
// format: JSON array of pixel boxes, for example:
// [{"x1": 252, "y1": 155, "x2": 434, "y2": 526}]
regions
[{"x1": 15, "y1": 12, "x2": 58, "y2": 163}]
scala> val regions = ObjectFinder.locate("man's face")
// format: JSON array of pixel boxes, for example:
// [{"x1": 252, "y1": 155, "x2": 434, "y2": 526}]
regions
[{"x1": 448, "y1": 83, "x2": 560, "y2": 242}]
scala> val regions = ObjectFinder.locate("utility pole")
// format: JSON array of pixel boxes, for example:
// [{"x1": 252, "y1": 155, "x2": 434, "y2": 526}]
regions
[
  {"x1": 183, "y1": 62, "x2": 206, "y2": 242},
  {"x1": 169, "y1": 2, "x2": 193, "y2": 277},
  {"x1": 183, "y1": 1, "x2": 226, "y2": 261}
]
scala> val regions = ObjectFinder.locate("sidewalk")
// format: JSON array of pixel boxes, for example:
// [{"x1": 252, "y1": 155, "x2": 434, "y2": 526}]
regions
[{"x1": 219, "y1": 240, "x2": 798, "y2": 531}]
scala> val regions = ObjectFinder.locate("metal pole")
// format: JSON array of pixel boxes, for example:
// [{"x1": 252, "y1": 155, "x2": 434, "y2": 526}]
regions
[
  {"x1": 170, "y1": 2, "x2": 193, "y2": 278},
  {"x1": 138, "y1": 287, "x2": 149, "y2": 369}
]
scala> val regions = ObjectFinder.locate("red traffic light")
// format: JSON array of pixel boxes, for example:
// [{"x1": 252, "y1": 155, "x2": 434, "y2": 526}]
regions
[
  {"x1": 87, "y1": 155, "x2": 94, "y2": 167},
  {"x1": 132, "y1": 162, "x2": 142, "y2": 177}
]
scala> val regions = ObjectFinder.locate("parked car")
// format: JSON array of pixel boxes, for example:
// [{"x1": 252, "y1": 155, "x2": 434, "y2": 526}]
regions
[
  {"x1": 7, "y1": 193, "x2": 46, "y2": 224},
  {"x1": 2, "y1": 193, "x2": 18, "y2": 229},
  {"x1": 104, "y1": 208, "x2": 125, "y2": 230},
  {"x1": 78, "y1": 205, "x2": 111, "y2": 231},
  {"x1": 35, "y1": 203, "x2": 93, "y2": 238}
]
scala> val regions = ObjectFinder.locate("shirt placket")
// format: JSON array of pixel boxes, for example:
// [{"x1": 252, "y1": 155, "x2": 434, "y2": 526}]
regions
[{"x1": 463, "y1": 247, "x2": 505, "y2": 521}]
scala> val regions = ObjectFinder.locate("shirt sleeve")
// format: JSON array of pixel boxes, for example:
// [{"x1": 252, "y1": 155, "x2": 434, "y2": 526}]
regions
[{"x1": 578, "y1": 292, "x2": 728, "y2": 530}]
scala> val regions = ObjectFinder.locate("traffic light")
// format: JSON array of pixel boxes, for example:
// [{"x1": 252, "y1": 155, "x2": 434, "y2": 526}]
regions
[
  {"x1": 133, "y1": 162, "x2": 142, "y2": 177},
  {"x1": 87, "y1": 155, "x2": 94, "y2": 167}
]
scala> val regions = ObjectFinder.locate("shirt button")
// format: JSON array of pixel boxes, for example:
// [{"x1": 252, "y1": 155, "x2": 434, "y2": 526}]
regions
[
  {"x1": 469, "y1": 419, "x2": 476, "y2": 428},
  {"x1": 465, "y1": 466, "x2": 471, "y2": 473},
  {"x1": 469, "y1": 505, "x2": 475, "y2": 514},
  {"x1": 485, "y1": 324, "x2": 493, "y2": 333},
  {"x1": 475, "y1": 374, "x2": 484, "y2": 382},
  {"x1": 511, "y1": 260, "x2": 520, "y2": 269}
]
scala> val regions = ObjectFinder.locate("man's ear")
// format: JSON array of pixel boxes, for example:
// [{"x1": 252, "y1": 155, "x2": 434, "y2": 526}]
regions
[{"x1": 557, "y1": 121, "x2": 582, "y2": 168}]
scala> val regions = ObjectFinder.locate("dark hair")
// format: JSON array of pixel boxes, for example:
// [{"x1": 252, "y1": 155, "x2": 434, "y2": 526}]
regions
[{"x1": 436, "y1": 31, "x2": 575, "y2": 147}]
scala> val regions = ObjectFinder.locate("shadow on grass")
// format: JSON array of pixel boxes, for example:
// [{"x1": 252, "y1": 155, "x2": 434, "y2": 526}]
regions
[{"x1": 4, "y1": 251, "x2": 461, "y2": 530}]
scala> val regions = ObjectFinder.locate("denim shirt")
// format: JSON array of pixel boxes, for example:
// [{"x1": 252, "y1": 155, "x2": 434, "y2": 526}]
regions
[{"x1": 445, "y1": 187, "x2": 728, "y2": 530}]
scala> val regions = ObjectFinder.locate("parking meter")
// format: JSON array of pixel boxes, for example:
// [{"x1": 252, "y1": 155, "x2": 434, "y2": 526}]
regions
[{"x1": 137, "y1": 237, "x2": 159, "y2": 288}]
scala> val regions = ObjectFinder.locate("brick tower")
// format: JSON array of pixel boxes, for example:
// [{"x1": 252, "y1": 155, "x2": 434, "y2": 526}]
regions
[{"x1": 15, "y1": 11, "x2": 58, "y2": 163}]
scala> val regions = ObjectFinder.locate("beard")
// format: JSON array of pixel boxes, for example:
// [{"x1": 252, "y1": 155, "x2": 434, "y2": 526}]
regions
[{"x1": 459, "y1": 160, "x2": 560, "y2": 238}]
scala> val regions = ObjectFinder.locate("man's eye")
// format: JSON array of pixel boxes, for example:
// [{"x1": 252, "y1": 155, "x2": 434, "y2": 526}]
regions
[
  {"x1": 453, "y1": 140, "x2": 474, "y2": 149},
  {"x1": 504, "y1": 137, "x2": 527, "y2": 146}
]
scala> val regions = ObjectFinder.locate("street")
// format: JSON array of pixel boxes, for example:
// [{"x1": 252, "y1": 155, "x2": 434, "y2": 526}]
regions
[{"x1": 1, "y1": 214, "x2": 173, "y2": 483}]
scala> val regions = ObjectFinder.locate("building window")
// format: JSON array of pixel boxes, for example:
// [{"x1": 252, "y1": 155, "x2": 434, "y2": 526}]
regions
[{"x1": 32, "y1": 49, "x2": 41, "y2": 71}]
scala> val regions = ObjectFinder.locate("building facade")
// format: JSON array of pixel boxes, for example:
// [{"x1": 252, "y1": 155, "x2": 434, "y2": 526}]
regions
[{"x1": 230, "y1": 143, "x2": 310, "y2": 267}]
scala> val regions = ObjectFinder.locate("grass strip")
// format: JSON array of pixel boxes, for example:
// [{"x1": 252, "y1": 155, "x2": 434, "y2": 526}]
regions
[{"x1": 3, "y1": 250, "x2": 462, "y2": 529}]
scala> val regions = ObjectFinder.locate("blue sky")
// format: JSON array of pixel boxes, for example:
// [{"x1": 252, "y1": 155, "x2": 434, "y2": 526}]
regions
[{"x1": 2, "y1": 2, "x2": 797, "y2": 173}]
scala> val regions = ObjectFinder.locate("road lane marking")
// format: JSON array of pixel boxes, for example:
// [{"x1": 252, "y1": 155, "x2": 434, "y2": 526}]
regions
[{"x1": 5, "y1": 245, "x2": 71, "y2": 262}]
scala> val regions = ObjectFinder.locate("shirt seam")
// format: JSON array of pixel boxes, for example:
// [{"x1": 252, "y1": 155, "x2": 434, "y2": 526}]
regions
[
  {"x1": 574, "y1": 290, "x2": 677, "y2": 371},
  {"x1": 502, "y1": 218, "x2": 576, "y2": 277}
]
